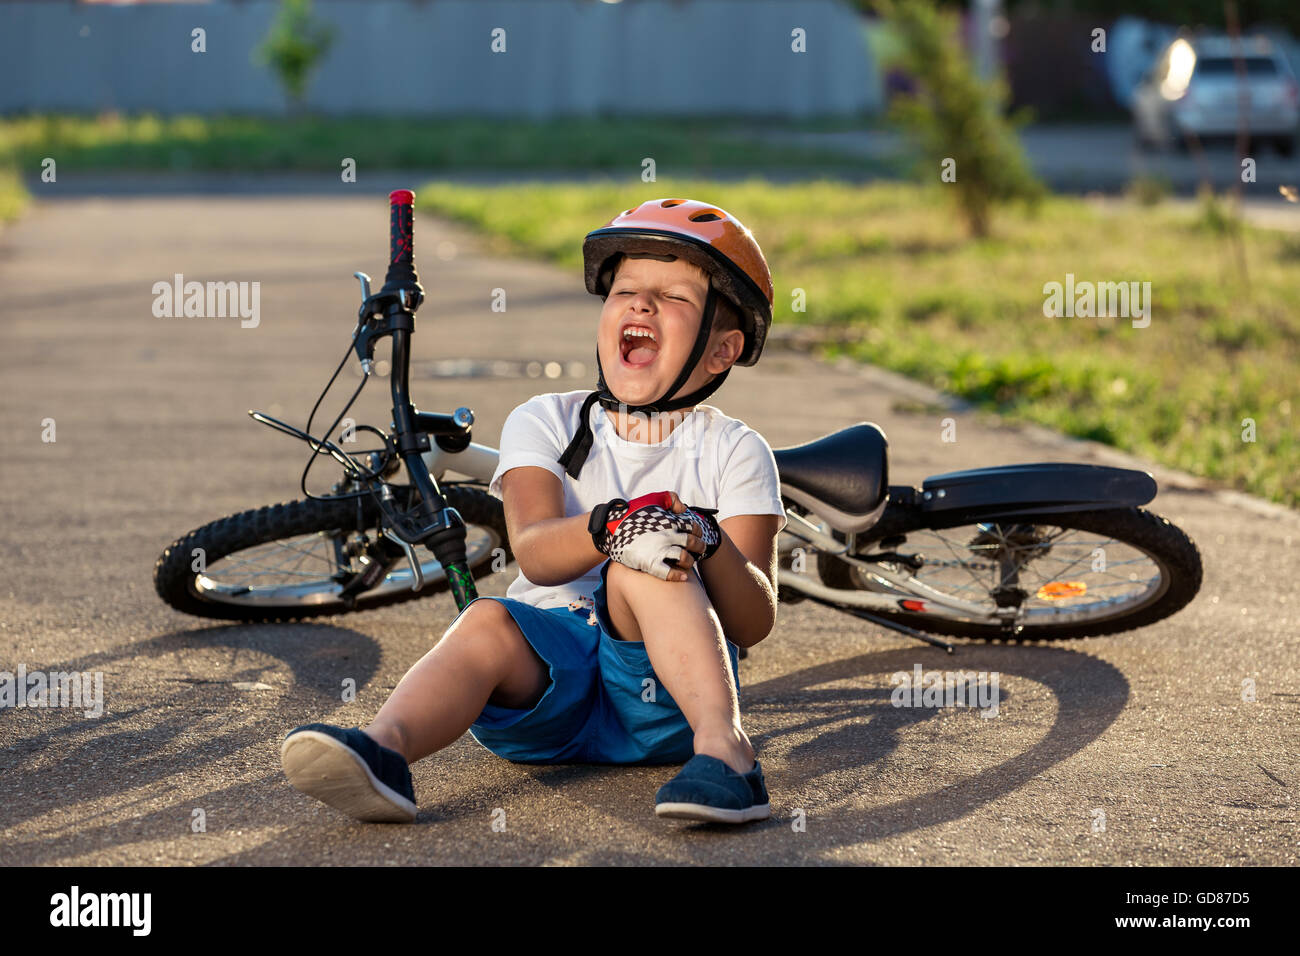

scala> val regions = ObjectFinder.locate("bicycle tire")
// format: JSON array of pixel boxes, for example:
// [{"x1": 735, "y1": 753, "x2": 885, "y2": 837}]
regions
[
  {"x1": 816, "y1": 507, "x2": 1202, "y2": 641},
  {"x1": 154, "y1": 485, "x2": 510, "y2": 622}
]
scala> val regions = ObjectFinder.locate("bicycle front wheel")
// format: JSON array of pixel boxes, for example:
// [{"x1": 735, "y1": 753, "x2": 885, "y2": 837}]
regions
[{"x1": 154, "y1": 485, "x2": 510, "y2": 622}]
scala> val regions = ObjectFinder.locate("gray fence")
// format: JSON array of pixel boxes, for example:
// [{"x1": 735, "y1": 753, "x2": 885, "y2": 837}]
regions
[{"x1": 1, "y1": 0, "x2": 880, "y2": 117}]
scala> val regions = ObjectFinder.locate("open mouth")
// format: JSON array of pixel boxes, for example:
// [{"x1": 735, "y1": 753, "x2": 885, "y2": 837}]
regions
[{"x1": 619, "y1": 325, "x2": 660, "y2": 368}]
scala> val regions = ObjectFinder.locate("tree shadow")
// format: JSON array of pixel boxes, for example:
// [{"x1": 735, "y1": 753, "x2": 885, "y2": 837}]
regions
[{"x1": 0, "y1": 621, "x2": 380, "y2": 840}]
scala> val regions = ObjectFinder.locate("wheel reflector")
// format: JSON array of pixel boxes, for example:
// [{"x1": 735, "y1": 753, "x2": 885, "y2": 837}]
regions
[{"x1": 1036, "y1": 581, "x2": 1087, "y2": 600}]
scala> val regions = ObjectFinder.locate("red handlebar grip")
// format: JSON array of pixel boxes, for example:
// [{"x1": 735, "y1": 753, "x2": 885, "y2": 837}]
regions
[{"x1": 388, "y1": 189, "x2": 415, "y2": 265}]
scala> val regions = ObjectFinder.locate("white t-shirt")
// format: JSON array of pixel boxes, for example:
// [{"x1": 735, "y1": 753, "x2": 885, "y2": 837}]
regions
[{"x1": 488, "y1": 389, "x2": 787, "y2": 610}]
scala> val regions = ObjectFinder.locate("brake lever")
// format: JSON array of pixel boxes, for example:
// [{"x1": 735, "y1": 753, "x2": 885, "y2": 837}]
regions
[
  {"x1": 377, "y1": 501, "x2": 467, "y2": 593},
  {"x1": 382, "y1": 527, "x2": 425, "y2": 592},
  {"x1": 372, "y1": 485, "x2": 426, "y2": 592}
]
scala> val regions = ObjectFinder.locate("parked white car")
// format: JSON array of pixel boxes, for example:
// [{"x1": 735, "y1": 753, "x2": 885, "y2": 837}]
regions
[{"x1": 1132, "y1": 34, "x2": 1299, "y2": 154}]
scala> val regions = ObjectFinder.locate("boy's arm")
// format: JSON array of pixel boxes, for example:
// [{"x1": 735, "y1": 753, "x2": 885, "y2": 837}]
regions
[
  {"x1": 499, "y1": 464, "x2": 781, "y2": 645},
  {"x1": 696, "y1": 512, "x2": 783, "y2": 650},
  {"x1": 499, "y1": 466, "x2": 606, "y2": 587}
]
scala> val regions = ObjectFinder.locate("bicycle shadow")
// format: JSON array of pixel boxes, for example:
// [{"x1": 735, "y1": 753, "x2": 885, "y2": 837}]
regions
[
  {"x1": 229, "y1": 643, "x2": 1133, "y2": 864},
  {"x1": 6, "y1": 627, "x2": 1130, "y2": 865},
  {"x1": 517, "y1": 642, "x2": 1130, "y2": 861}
]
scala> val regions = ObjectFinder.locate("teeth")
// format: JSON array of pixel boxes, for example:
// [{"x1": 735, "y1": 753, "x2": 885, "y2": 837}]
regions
[{"x1": 623, "y1": 327, "x2": 656, "y2": 342}]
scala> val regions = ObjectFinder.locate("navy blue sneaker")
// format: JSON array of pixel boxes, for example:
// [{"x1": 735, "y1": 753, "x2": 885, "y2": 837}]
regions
[
  {"x1": 654, "y1": 753, "x2": 771, "y2": 824},
  {"x1": 281, "y1": 723, "x2": 417, "y2": 823}
]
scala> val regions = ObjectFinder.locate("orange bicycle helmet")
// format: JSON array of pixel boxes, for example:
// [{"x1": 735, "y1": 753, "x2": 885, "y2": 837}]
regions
[
  {"x1": 558, "y1": 198, "x2": 774, "y2": 479},
  {"x1": 582, "y1": 198, "x2": 774, "y2": 366}
]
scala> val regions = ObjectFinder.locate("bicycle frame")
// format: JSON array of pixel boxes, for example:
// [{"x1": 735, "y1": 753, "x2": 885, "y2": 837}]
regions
[{"x1": 423, "y1": 439, "x2": 500, "y2": 487}]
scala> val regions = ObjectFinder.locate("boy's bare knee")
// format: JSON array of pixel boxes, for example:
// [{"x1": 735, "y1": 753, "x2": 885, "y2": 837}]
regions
[
  {"x1": 455, "y1": 601, "x2": 548, "y2": 709},
  {"x1": 443, "y1": 600, "x2": 520, "y2": 664},
  {"x1": 604, "y1": 561, "x2": 713, "y2": 644},
  {"x1": 604, "y1": 560, "x2": 635, "y2": 584},
  {"x1": 606, "y1": 561, "x2": 706, "y2": 611},
  {"x1": 462, "y1": 601, "x2": 548, "y2": 689},
  {"x1": 448, "y1": 598, "x2": 512, "y2": 638},
  {"x1": 606, "y1": 559, "x2": 700, "y2": 591}
]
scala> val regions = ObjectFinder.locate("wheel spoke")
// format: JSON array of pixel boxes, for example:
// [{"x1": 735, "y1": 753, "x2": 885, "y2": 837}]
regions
[
  {"x1": 857, "y1": 519, "x2": 1165, "y2": 627},
  {"x1": 185, "y1": 489, "x2": 506, "y2": 611},
  {"x1": 209, "y1": 534, "x2": 345, "y2": 587}
]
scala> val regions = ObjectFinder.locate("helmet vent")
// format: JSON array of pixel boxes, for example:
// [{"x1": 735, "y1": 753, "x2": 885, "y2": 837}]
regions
[
  {"x1": 688, "y1": 211, "x2": 722, "y2": 222},
  {"x1": 660, "y1": 199, "x2": 686, "y2": 207}
]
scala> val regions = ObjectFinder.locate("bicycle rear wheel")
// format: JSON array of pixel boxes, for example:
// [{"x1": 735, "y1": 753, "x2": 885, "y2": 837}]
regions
[{"x1": 816, "y1": 507, "x2": 1202, "y2": 640}]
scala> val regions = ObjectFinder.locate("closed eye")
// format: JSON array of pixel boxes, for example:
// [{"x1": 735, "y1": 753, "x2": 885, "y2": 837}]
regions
[{"x1": 615, "y1": 290, "x2": 691, "y2": 302}]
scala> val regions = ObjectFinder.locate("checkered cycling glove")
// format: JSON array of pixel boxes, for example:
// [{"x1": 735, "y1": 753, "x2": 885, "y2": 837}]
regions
[
  {"x1": 588, "y1": 492, "x2": 722, "y2": 580},
  {"x1": 679, "y1": 506, "x2": 722, "y2": 559}
]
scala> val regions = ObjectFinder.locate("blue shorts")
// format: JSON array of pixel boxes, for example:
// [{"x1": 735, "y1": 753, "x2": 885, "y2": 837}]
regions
[{"x1": 465, "y1": 560, "x2": 741, "y2": 765}]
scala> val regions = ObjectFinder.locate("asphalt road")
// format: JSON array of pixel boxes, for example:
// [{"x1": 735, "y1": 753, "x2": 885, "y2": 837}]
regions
[{"x1": 0, "y1": 193, "x2": 1296, "y2": 865}]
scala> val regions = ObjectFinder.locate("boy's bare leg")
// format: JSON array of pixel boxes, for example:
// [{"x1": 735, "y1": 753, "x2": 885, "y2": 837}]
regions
[
  {"x1": 602, "y1": 561, "x2": 756, "y2": 774},
  {"x1": 362, "y1": 599, "x2": 550, "y2": 764}
]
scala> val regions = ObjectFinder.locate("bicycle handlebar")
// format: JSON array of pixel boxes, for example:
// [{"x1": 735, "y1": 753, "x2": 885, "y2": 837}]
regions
[
  {"x1": 368, "y1": 189, "x2": 477, "y2": 612},
  {"x1": 389, "y1": 189, "x2": 415, "y2": 268},
  {"x1": 379, "y1": 189, "x2": 424, "y2": 306}
]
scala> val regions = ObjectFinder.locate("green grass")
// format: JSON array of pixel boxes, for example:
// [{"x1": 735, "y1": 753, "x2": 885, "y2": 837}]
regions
[
  {"x1": 0, "y1": 165, "x2": 26, "y2": 222},
  {"x1": 0, "y1": 113, "x2": 884, "y2": 174},
  {"x1": 416, "y1": 178, "x2": 1299, "y2": 507}
]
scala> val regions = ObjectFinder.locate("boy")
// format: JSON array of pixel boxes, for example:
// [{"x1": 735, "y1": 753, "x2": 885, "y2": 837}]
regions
[{"x1": 281, "y1": 198, "x2": 785, "y2": 824}]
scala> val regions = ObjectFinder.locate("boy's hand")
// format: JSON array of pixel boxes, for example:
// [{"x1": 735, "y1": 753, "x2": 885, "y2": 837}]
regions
[
  {"x1": 588, "y1": 491, "x2": 709, "y2": 582},
  {"x1": 666, "y1": 492, "x2": 722, "y2": 561}
]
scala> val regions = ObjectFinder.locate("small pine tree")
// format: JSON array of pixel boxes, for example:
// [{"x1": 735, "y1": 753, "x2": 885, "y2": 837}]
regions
[
  {"x1": 256, "y1": 0, "x2": 337, "y2": 113},
  {"x1": 877, "y1": 0, "x2": 1044, "y2": 237}
]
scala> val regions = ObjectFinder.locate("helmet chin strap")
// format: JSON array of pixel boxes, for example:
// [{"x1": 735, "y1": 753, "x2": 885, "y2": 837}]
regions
[{"x1": 558, "y1": 282, "x2": 729, "y2": 479}]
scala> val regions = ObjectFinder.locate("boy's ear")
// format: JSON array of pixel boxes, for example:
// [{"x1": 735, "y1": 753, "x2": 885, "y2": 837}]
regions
[{"x1": 705, "y1": 328, "x2": 745, "y2": 373}]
